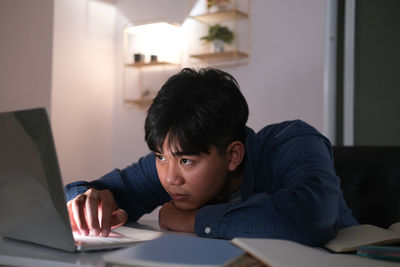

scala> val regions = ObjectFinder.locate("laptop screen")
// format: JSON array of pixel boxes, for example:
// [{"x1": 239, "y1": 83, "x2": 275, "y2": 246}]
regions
[{"x1": 0, "y1": 108, "x2": 76, "y2": 251}]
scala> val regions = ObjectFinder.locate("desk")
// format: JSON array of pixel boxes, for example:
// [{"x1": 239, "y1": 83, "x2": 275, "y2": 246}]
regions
[{"x1": 0, "y1": 211, "x2": 398, "y2": 267}]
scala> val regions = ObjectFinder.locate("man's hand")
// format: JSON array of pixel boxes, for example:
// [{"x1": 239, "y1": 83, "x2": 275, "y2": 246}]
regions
[
  {"x1": 158, "y1": 201, "x2": 197, "y2": 232},
  {"x1": 67, "y1": 188, "x2": 128, "y2": 237}
]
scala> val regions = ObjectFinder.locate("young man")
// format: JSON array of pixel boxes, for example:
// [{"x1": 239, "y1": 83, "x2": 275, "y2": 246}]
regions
[{"x1": 65, "y1": 68, "x2": 358, "y2": 246}]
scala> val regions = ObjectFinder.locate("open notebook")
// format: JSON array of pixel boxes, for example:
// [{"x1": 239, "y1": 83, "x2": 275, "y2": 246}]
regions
[{"x1": 0, "y1": 108, "x2": 161, "y2": 252}]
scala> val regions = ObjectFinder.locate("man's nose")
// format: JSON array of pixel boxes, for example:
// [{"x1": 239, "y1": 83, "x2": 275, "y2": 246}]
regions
[{"x1": 166, "y1": 163, "x2": 184, "y2": 186}]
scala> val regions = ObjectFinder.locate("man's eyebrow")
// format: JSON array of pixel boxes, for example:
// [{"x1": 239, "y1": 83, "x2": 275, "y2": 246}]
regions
[{"x1": 171, "y1": 150, "x2": 197, "y2": 157}]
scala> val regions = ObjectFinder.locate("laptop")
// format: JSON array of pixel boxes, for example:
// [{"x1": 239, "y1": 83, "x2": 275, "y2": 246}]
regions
[{"x1": 0, "y1": 108, "x2": 160, "y2": 252}]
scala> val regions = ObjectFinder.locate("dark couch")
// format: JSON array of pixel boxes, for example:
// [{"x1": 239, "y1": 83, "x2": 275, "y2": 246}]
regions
[{"x1": 333, "y1": 146, "x2": 400, "y2": 229}]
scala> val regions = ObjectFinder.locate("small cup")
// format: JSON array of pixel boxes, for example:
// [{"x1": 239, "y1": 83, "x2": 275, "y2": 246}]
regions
[
  {"x1": 150, "y1": 55, "x2": 158, "y2": 62},
  {"x1": 134, "y1": 53, "x2": 144, "y2": 63}
]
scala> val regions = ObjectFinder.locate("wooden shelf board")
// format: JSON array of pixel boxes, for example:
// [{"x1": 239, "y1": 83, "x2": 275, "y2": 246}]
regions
[
  {"x1": 190, "y1": 9, "x2": 249, "y2": 23},
  {"x1": 125, "y1": 61, "x2": 176, "y2": 68},
  {"x1": 124, "y1": 98, "x2": 153, "y2": 105},
  {"x1": 190, "y1": 51, "x2": 249, "y2": 61}
]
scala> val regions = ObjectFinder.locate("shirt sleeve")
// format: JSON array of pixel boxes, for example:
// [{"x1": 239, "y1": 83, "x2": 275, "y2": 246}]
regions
[
  {"x1": 194, "y1": 135, "x2": 341, "y2": 246},
  {"x1": 64, "y1": 153, "x2": 170, "y2": 222}
]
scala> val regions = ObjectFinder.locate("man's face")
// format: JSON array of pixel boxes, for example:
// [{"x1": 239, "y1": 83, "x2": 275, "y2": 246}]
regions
[{"x1": 155, "y1": 141, "x2": 229, "y2": 210}]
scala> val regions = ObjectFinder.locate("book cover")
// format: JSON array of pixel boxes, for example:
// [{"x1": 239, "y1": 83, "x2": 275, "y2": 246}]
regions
[
  {"x1": 103, "y1": 234, "x2": 244, "y2": 267},
  {"x1": 324, "y1": 222, "x2": 400, "y2": 252},
  {"x1": 357, "y1": 245, "x2": 400, "y2": 262},
  {"x1": 232, "y1": 237, "x2": 400, "y2": 267}
]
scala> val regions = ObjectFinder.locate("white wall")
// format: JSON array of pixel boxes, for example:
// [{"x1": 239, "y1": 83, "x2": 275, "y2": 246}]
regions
[
  {"x1": 51, "y1": 0, "x2": 116, "y2": 184},
  {"x1": 230, "y1": 0, "x2": 326, "y2": 133},
  {"x1": 0, "y1": 0, "x2": 53, "y2": 112}
]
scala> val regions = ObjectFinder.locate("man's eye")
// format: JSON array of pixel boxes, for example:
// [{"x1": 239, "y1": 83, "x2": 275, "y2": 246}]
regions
[
  {"x1": 155, "y1": 154, "x2": 166, "y2": 161},
  {"x1": 181, "y1": 158, "x2": 193, "y2": 165}
]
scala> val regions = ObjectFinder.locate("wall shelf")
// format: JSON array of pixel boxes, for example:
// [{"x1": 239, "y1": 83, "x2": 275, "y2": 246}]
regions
[
  {"x1": 125, "y1": 62, "x2": 177, "y2": 68},
  {"x1": 188, "y1": 0, "x2": 250, "y2": 65},
  {"x1": 124, "y1": 98, "x2": 153, "y2": 106},
  {"x1": 123, "y1": 22, "x2": 181, "y2": 108},
  {"x1": 190, "y1": 50, "x2": 248, "y2": 61},
  {"x1": 190, "y1": 9, "x2": 248, "y2": 24}
]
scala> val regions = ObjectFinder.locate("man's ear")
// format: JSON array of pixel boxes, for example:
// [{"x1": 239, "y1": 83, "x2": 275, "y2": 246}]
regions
[{"x1": 226, "y1": 141, "x2": 245, "y2": 172}]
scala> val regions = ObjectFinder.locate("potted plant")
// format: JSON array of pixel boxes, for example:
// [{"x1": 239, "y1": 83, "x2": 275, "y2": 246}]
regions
[
  {"x1": 207, "y1": 0, "x2": 231, "y2": 12},
  {"x1": 200, "y1": 24, "x2": 234, "y2": 52}
]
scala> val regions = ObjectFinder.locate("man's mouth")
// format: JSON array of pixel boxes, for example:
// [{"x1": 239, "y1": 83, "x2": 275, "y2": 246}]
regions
[{"x1": 169, "y1": 193, "x2": 188, "y2": 201}]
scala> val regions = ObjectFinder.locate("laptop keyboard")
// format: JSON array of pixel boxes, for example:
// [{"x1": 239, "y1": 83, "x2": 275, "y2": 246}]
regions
[{"x1": 73, "y1": 232, "x2": 139, "y2": 245}]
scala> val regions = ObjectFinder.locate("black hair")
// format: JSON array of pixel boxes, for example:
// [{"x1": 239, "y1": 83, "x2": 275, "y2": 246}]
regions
[{"x1": 145, "y1": 68, "x2": 249, "y2": 155}]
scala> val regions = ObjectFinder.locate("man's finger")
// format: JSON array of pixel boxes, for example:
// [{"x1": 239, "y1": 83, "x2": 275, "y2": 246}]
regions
[
  {"x1": 71, "y1": 194, "x2": 89, "y2": 236},
  {"x1": 85, "y1": 189, "x2": 100, "y2": 236},
  {"x1": 100, "y1": 198, "x2": 114, "y2": 237},
  {"x1": 67, "y1": 201, "x2": 79, "y2": 234},
  {"x1": 111, "y1": 209, "x2": 128, "y2": 229}
]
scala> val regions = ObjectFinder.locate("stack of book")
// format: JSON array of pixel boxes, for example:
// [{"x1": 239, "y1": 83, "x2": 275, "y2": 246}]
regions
[{"x1": 102, "y1": 222, "x2": 400, "y2": 266}]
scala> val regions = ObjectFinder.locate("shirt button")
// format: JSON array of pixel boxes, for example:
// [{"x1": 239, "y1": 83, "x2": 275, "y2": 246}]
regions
[{"x1": 204, "y1": 227, "x2": 211, "y2": 234}]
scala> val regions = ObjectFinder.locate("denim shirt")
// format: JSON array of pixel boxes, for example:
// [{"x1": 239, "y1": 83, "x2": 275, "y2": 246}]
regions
[{"x1": 65, "y1": 120, "x2": 358, "y2": 246}]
